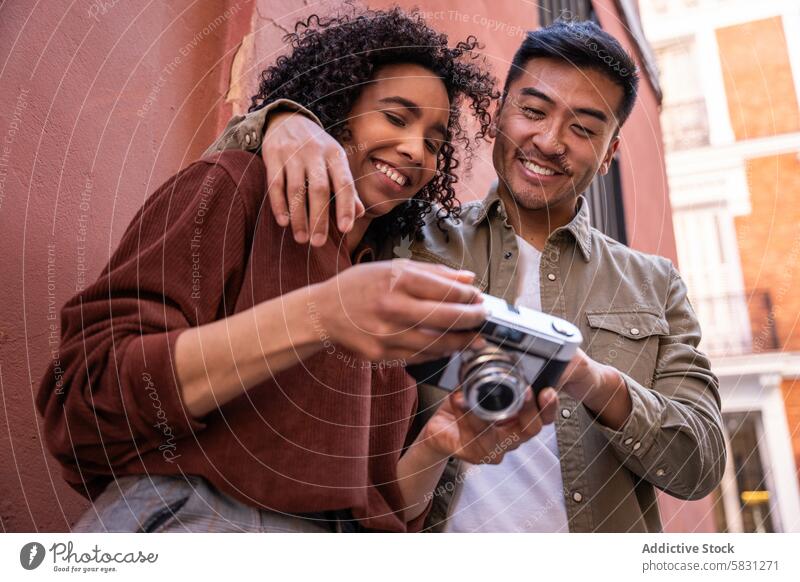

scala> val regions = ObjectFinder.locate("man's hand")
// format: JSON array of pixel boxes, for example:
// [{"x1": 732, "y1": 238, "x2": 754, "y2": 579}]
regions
[
  {"x1": 310, "y1": 259, "x2": 488, "y2": 364},
  {"x1": 557, "y1": 348, "x2": 632, "y2": 430},
  {"x1": 263, "y1": 111, "x2": 364, "y2": 246},
  {"x1": 418, "y1": 387, "x2": 559, "y2": 465}
]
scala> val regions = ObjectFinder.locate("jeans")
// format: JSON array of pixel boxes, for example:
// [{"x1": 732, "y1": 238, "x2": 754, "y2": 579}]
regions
[{"x1": 72, "y1": 474, "x2": 344, "y2": 533}]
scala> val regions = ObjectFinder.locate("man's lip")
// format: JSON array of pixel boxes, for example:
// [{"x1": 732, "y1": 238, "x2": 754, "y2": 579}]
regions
[
  {"x1": 372, "y1": 157, "x2": 412, "y2": 184},
  {"x1": 517, "y1": 156, "x2": 564, "y2": 175},
  {"x1": 516, "y1": 157, "x2": 564, "y2": 182}
]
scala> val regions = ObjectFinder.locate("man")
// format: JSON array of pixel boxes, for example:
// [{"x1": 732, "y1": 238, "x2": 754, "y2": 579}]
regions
[{"x1": 206, "y1": 21, "x2": 725, "y2": 532}]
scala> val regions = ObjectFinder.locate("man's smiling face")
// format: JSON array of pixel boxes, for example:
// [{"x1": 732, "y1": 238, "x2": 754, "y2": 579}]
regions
[{"x1": 491, "y1": 57, "x2": 624, "y2": 212}]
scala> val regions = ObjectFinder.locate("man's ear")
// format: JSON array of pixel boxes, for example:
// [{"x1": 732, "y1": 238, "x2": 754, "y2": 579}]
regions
[
  {"x1": 488, "y1": 97, "x2": 505, "y2": 139},
  {"x1": 598, "y1": 135, "x2": 620, "y2": 175}
]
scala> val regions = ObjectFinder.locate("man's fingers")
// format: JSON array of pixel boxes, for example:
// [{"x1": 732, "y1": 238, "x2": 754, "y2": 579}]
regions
[
  {"x1": 327, "y1": 148, "x2": 359, "y2": 234},
  {"x1": 512, "y1": 388, "x2": 542, "y2": 439},
  {"x1": 354, "y1": 194, "x2": 366, "y2": 219},
  {"x1": 285, "y1": 160, "x2": 309, "y2": 244},
  {"x1": 306, "y1": 160, "x2": 331, "y2": 247},
  {"x1": 264, "y1": 150, "x2": 290, "y2": 227},
  {"x1": 537, "y1": 387, "x2": 559, "y2": 426}
]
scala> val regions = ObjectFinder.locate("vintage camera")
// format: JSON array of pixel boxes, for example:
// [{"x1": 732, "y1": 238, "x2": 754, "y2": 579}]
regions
[{"x1": 407, "y1": 294, "x2": 583, "y2": 422}]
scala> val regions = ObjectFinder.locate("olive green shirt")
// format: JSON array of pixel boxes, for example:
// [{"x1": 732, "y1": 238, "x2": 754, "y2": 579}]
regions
[
  {"x1": 406, "y1": 189, "x2": 725, "y2": 532},
  {"x1": 207, "y1": 107, "x2": 726, "y2": 533}
]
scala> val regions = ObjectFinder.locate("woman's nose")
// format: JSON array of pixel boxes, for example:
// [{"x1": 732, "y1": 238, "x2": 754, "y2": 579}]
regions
[{"x1": 396, "y1": 137, "x2": 425, "y2": 166}]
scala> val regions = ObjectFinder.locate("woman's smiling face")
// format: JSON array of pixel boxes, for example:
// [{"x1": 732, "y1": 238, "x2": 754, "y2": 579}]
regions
[{"x1": 342, "y1": 63, "x2": 451, "y2": 218}]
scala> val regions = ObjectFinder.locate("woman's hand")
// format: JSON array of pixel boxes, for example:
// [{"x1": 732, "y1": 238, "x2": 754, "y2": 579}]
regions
[{"x1": 311, "y1": 259, "x2": 488, "y2": 364}]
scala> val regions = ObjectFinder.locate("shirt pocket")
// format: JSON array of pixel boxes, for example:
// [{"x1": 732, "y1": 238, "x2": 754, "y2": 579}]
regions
[{"x1": 584, "y1": 310, "x2": 669, "y2": 388}]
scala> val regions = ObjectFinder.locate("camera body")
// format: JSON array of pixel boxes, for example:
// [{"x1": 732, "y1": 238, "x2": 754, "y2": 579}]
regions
[{"x1": 407, "y1": 294, "x2": 582, "y2": 422}]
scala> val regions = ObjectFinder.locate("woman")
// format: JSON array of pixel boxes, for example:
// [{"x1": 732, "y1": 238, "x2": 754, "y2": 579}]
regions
[{"x1": 38, "y1": 7, "x2": 532, "y2": 533}]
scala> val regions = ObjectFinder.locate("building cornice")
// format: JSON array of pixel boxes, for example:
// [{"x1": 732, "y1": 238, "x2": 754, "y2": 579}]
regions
[{"x1": 711, "y1": 351, "x2": 800, "y2": 378}]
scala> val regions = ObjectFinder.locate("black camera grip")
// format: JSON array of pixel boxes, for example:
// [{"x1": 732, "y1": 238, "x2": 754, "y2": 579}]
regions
[{"x1": 530, "y1": 358, "x2": 570, "y2": 395}]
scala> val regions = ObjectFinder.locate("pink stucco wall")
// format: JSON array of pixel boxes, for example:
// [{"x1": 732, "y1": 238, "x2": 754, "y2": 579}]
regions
[
  {"x1": 1, "y1": 0, "x2": 699, "y2": 532},
  {"x1": 0, "y1": 0, "x2": 255, "y2": 531}
]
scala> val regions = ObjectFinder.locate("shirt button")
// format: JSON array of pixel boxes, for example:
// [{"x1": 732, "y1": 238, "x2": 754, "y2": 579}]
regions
[
  {"x1": 572, "y1": 491, "x2": 583, "y2": 503},
  {"x1": 633, "y1": 442, "x2": 641, "y2": 451},
  {"x1": 561, "y1": 408, "x2": 571, "y2": 419},
  {"x1": 624, "y1": 437, "x2": 633, "y2": 445},
  {"x1": 656, "y1": 468, "x2": 666, "y2": 477},
  {"x1": 630, "y1": 328, "x2": 640, "y2": 336},
  {"x1": 504, "y1": 251, "x2": 513, "y2": 259},
  {"x1": 547, "y1": 273, "x2": 556, "y2": 281}
]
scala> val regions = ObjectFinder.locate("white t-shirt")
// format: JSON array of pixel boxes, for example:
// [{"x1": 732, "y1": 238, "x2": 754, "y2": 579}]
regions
[{"x1": 444, "y1": 236, "x2": 569, "y2": 532}]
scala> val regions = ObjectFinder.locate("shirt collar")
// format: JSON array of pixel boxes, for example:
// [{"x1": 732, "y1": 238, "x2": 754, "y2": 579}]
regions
[{"x1": 477, "y1": 182, "x2": 593, "y2": 262}]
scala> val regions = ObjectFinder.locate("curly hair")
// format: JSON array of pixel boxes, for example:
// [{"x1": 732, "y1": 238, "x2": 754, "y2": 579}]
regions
[{"x1": 249, "y1": 4, "x2": 499, "y2": 239}]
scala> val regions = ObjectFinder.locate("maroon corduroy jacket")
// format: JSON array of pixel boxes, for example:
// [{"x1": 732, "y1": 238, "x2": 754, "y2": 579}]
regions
[{"x1": 37, "y1": 150, "x2": 425, "y2": 532}]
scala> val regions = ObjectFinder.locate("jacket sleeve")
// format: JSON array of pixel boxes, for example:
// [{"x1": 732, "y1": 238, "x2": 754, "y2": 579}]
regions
[
  {"x1": 595, "y1": 264, "x2": 727, "y2": 500},
  {"x1": 37, "y1": 159, "x2": 255, "y2": 478},
  {"x1": 203, "y1": 99, "x2": 323, "y2": 157}
]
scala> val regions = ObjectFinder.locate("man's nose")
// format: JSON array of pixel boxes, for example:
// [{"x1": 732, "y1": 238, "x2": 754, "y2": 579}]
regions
[{"x1": 531, "y1": 124, "x2": 566, "y2": 158}]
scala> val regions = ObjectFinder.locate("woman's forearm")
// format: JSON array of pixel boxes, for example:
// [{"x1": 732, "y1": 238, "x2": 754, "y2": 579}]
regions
[
  {"x1": 175, "y1": 284, "x2": 323, "y2": 418},
  {"x1": 396, "y1": 434, "x2": 450, "y2": 523}
]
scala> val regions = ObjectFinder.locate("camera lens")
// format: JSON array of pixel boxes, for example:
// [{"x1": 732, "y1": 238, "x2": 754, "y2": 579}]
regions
[
  {"x1": 476, "y1": 380, "x2": 516, "y2": 412},
  {"x1": 459, "y1": 346, "x2": 527, "y2": 422}
]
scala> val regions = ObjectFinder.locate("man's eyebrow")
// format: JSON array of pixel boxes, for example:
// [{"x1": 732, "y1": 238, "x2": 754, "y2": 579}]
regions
[
  {"x1": 518, "y1": 87, "x2": 609, "y2": 123},
  {"x1": 378, "y1": 96, "x2": 448, "y2": 137},
  {"x1": 574, "y1": 107, "x2": 608, "y2": 123},
  {"x1": 519, "y1": 86, "x2": 555, "y2": 104}
]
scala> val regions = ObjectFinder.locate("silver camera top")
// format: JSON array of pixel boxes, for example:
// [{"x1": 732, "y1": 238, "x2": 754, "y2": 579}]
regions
[{"x1": 479, "y1": 293, "x2": 582, "y2": 362}]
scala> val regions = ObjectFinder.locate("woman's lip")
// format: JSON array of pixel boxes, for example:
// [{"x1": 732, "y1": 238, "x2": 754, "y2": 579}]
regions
[
  {"x1": 516, "y1": 157, "x2": 563, "y2": 183},
  {"x1": 371, "y1": 158, "x2": 410, "y2": 190}
]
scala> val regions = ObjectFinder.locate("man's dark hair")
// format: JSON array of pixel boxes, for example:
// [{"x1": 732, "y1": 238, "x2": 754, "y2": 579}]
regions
[{"x1": 504, "y1": 20, "x2": 639, "y2": 127}]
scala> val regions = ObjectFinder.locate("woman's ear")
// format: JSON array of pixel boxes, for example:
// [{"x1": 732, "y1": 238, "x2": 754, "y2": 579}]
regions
[{"x1": 339, "y1": 123, "x2": 353, "y2": 143}]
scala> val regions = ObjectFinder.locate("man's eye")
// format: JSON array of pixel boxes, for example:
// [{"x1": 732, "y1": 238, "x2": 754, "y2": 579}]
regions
[
  {"x1": 522, "y1": 107, "x2": 544, "y2": 119},
  {"x1": 384, "y1": 112, "x2": 406, "y2": 126},
  {"x1": 572, "y1": 124, "x2": 596, "y2": 137}
]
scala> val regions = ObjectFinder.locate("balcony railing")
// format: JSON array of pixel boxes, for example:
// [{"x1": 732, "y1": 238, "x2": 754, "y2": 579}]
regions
[{"x1": 691, "y1": 290, "x2": 781, "y2": 357}]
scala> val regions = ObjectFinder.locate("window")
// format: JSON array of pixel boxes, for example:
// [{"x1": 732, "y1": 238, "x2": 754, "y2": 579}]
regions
[{"x1": 713, "y1": 411, "x2": 777, "y2": 533}]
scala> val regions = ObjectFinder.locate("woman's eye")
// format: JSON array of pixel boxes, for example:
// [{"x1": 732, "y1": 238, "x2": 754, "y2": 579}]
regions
[
  {"x1": 384, "y1": 112, "x2": 406, "y2": 126},
  {"x1": 425, "y1": 139, "x2": 439, "y2": 154}
]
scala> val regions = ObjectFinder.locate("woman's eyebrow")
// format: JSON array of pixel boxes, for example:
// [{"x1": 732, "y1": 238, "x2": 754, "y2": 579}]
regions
[{"x1": 378, "y1": 96, "x2": 447, "y2": 137}]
